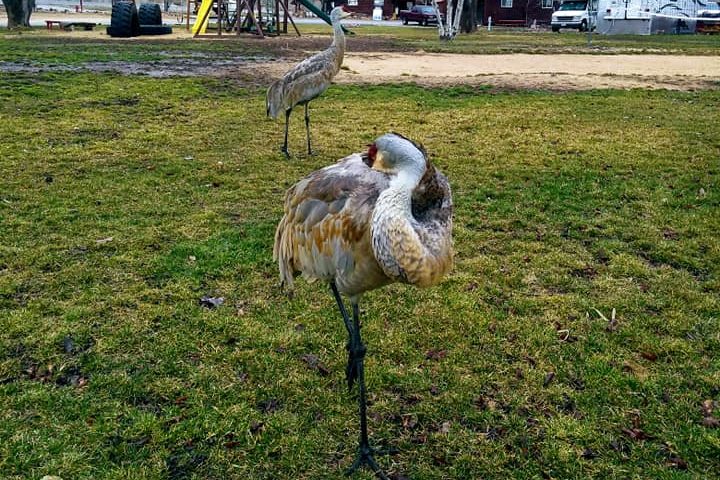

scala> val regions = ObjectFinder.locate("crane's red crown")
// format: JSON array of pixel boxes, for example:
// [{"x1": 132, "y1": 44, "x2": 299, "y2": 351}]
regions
[{"x1": 365, "y1": 143, "x2": 378, "y2": 167}]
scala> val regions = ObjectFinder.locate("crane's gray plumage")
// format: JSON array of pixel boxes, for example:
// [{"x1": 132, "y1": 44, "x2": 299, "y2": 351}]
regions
[
  {"x1": 266, "y1": 6, "x2": 351, "y2": 157},
  {"x1": 274, "y1": 133, "x2": 453, "y2": 479}
]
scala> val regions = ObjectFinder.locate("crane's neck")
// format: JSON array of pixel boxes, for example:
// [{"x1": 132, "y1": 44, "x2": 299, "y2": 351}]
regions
[
  {"x1": 330, "y1": 19, "x2": 346, "y2": 68},
  {"x1": 371, "y1": 167, "x2": 448, "y2": 287},
  {"x1": 373, "y1": 168, "x2": 424, "y2": 222}
]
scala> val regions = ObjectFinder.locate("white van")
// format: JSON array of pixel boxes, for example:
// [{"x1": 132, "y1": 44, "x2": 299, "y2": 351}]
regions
[{"x1": 551, "y1": 0, "x2": 598, "y2": 32}]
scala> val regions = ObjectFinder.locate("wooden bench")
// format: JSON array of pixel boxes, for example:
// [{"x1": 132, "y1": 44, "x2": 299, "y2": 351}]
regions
[{"x1": 45, "y1": 20, "x2": 63, "y2": 29}]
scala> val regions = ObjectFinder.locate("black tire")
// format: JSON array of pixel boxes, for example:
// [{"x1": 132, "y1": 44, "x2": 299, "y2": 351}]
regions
[
  {"x1": 421, "y1": 19, "x2": 427, "y2": 26},
  {"x1": 402, "y1": 17, "x2": 408, "y2": 25},
  {"x1": 139, "y1": 24, "x2": 173, "y2": 35},
  {"x1": 109, "y1": 1, "x2": 140, "y2": 37},
  {"x1": 107, "y1": 26, "x2": 127, "y2": 36},
  {"x1": 551, "y1": 25, "x2": 560, "y2": 32},
  {"x1": 579, "y1": 20, "x2": 587, "y2": 31},
  {"x1": 138, "y1": 3, "x2": 162, "y2": 26}
]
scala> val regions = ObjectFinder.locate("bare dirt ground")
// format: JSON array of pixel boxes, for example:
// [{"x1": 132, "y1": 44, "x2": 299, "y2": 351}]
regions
[
  {"x1": 4, "y1": 23, "x2": 719, "y2": 90},
  {"x1": 335, "y1": 52, "x2": 720, "y2": 90},
  {"x1": 229, "y1": 38, "x2": 720, "y2": 90}
]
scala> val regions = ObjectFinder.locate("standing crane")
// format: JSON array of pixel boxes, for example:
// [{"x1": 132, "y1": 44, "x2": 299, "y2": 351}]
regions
[
  {"x1": 266, "y1": 6, "x2": 352, "y2": 158},
  {"x1": 274, "y1": 133, "x2": 453, "y2": 478}
]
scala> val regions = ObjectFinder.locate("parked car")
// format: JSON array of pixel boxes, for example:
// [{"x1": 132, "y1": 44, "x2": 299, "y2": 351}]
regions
[
  {"x1": 696, "y1": 2, "x2": 720, "y2": 34},
  {"x1": 551, "y1": 0, "x2": 597, "y2": 32},
  {"x1": 399, "y1": 5, "x2": 444, "y2": 26}
]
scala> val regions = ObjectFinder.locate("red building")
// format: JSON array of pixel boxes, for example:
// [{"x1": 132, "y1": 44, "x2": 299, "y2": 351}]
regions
[
  {"x1": 480, "y1": 0, "x2": 554, "y2": 26},
  {"x1": 337, "y1": 0, "x2": 552, "y2": 25}
]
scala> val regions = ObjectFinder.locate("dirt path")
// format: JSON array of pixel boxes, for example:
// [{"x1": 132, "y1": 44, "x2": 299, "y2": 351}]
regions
[{"x1": 330, "y1": 52, "x2": 720, "y2": 90}]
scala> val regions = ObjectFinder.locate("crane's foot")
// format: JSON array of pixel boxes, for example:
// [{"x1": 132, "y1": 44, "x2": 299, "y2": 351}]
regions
[{"x1": 345, "y1": 445, "x2": 389, "y2": 480}]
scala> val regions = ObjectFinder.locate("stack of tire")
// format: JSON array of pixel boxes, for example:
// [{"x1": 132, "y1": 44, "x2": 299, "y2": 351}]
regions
[
  {"x1": 107, "y1": 2, "x2": 172, "y2": 37},
  {"x1": 138, "y1": 3, "x2": 173, "y2": 35}
]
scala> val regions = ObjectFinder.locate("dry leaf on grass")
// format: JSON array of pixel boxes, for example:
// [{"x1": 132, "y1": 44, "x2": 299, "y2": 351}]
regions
[
  {"x1": 622, "y1": 427, "x2": 653, "y2": 441},
  {"x1": 300, "y1": 353, "x2": 330, "y2": 376},
  {"x1": 702, "y1": 416, "x2": 720, "y2": 428},
  {"x1": 425, "y1": 349, "x2": 447, "y2": 361}
]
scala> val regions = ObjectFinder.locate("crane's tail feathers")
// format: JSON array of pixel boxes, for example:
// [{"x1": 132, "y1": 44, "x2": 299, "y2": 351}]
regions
[{"x1": 273, "y1": 215, "x2": 296, "y2": 291}]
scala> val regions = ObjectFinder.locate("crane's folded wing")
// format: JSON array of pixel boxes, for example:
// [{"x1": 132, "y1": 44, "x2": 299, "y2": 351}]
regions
[{"x1": 274, "y1": 153, "x2": 389, "y2": 289}]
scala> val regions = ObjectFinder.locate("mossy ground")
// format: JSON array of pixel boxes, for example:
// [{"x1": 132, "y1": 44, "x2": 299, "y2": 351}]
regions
[{"x1": 0, "y1": 32, "x2": 719, "y2": 480}]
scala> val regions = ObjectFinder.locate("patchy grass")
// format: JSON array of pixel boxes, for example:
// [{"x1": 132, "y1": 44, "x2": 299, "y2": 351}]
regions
[
  {"x1": 332, "y1": 23, "x2": 720, "y2": 54},
  {"x1": 1, "y1": 25, "x2": 720, "y2": 66},
  {"x1": 0, "y1": 33, "x2": 276, "y2": 64},
  {"x1": 1, "y1": 41, "x2": 719, "y2": 480}
]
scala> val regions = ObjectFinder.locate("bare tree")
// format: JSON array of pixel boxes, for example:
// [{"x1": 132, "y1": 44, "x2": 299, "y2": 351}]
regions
[
  {"x1": 2, "y1": 0, "x2": 36, "y2": 28},
  {"x1": 432, "y1": 0, "x2": 466, "y2": 40}
]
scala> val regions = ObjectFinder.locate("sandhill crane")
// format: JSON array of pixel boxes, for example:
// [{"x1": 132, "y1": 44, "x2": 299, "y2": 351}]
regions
[
  {"x1": 266, "y1": 6, "x2": 352, "y2": 158},
  {"x1": 274, "y1": 133, "x2": 453, "y2": 478}
]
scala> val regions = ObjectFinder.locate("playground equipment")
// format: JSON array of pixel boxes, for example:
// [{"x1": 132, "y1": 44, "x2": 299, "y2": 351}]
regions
[
  {"x1": 108, "y1": 1, "x2": 173, "y2": 37},
  {"x1": 189, "y1": 0, "x2": 350, "y2": 37}
]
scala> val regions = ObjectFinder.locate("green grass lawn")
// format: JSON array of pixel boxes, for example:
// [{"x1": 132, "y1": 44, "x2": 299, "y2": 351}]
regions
[{"x1": 1, "y1": 37, "x2": 719, "y2": 479}]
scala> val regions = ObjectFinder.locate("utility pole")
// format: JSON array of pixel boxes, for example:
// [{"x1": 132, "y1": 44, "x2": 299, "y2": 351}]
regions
[{"x1": 586, "y1": 0, "x2": 594, "y2": 46}]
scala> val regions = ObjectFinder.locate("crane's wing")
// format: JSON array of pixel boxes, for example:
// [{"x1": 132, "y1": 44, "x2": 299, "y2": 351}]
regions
[
  {"x1": 266, "y1": 49, "x2": 339, "y2": 119},
  {"x1": 410, "y1": 162, "x2": 454, "y2": 281},
  {"x1": 280, "y1": 49, "x2": 334, "y2": 87},
  {"x1": 412, "y1": 162, "x2": 453, "y2": 225},
  {"x1": 274, "y1": 153, "x2": 389, "y2": 291}
]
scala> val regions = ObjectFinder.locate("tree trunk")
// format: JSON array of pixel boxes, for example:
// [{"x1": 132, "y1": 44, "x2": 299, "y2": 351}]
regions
[
  {"x1": 433, "y1": 0, "x2": 466, "y2": 40},
  {"x1": 2, "y1": 0, "x2": 36, "y2": 28},
  {"x1": 461, "y1": 0, "x2": 477, "y2": 33}
]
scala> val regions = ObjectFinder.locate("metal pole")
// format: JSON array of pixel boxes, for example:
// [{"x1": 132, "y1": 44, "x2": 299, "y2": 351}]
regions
[
  {"x1": 586, "y1": 0, "x2": 593, "y2": 46},
  {"x1": 218, "y1": 0, "x2": 223, "y2": 35}
]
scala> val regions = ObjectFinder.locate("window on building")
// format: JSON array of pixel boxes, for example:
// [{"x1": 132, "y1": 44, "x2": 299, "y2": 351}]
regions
[
  {"x1": 541, "y1": 0, "x2": 552, "y2": 7},
  {"x1": 501, "y1": 0, "x2": 512, "y2": 7}
]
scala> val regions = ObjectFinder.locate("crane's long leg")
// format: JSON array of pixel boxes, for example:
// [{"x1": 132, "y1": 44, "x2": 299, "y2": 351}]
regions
[
  {"x1": 330, "y1": 281, "x2": 353, "y2": 337},
  {"x1": 329, "y1": 284, "x2": 388, "y2": 480},
  {"x1": 282, "y1": 108, "x2": 291, "y2": 158},
  {"x1": 345, "y1": 301, "x2": 389, "y2": 480},
  {"x1": 329, "y1": 282, "x2": 357, "y2": 390},
  {"x1": 304, "y1": 103, "x2": 313, "y2": 156}
]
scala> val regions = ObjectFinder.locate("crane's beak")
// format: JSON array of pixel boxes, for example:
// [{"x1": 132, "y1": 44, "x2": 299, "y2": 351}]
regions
[
  {"x1": 367, "y1": 146, "x2": 392, "y2": 173},
  {"x1": 341, "y1": 7, "x2": 354, "y2": 18}
]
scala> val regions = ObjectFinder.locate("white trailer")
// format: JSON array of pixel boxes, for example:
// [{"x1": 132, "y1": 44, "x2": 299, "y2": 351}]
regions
[{"x1": 596, "y1": 0, "x2": 714, "y2": 33}]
